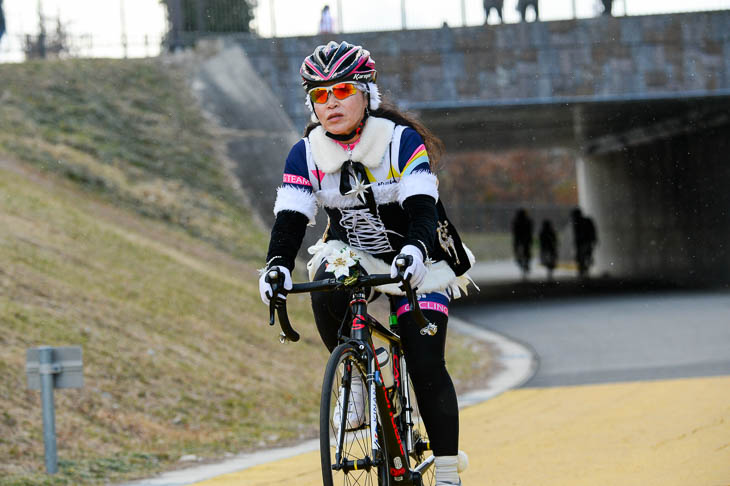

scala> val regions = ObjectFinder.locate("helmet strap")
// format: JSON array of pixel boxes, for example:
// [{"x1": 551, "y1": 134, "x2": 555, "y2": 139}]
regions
[
  {"x1": 367, "y1": 83, "x2": 381, "y2": 110},
  {"x1": 325, "y1": 110, "x2": 369, "y2": 142}
]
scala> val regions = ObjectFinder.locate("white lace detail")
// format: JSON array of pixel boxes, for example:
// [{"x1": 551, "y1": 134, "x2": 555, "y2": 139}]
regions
[{"x1": 339, "y1": 207, "x2": 398, "y2": 253}]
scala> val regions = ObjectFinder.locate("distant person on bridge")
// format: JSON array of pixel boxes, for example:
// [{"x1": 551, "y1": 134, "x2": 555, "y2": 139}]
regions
[
  {"x1": 517, "y1": 0, "x2": 540, "y2": 22},
  {"x1": 258, "y1": 40, "x2": 476, "y2": 486},
  {"x1": 512, "y1": 208, "x2": 534, "y2": 278},
  {"x1": 539, "y1": 219, "x2": 558, "y2": 280},
  {"x1": 0, "y1": 0, "x2": 6, "y2": 43},
  {"x1": 601, "y1": 0, "x2": 613, "y2": 16},
  {"x1": 483, "y1": 0, "x2": 505, "y2": 23},
  {"x1": 571, "y1": 207, "x2": 598, "y2": 277},
  {"x1": 319, "y1": 5, "x2": 334, "y2": 34}
]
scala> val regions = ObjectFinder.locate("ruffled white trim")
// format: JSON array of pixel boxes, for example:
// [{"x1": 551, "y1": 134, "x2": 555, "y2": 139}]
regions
[
  {"x1": 306, "y1": 239, "x2": 476, "y2": 297},
  {"x1": 309, "y1": 117, "x2": 395, "y2": 173},
  {"x1": 315, "y1": 181, "x2": 400, "y2": 208},
  {"x1": 398, "y1": 171, "x2": 439, "y2": 205},
  {"x1": 273, "y1": 186, "x2": 318, "y2": 225}
]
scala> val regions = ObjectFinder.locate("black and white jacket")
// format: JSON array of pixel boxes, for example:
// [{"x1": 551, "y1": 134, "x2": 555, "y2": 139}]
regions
[{"x1": 266, "y1": 116, "x2": 474, "y2": 296}]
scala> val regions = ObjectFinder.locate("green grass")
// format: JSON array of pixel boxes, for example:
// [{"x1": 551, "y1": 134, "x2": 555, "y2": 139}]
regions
[
  {"x1": 0, "y1": 58, "x2": 494, "y2": 485},
  {"x1": 0, "y1": 58, "x2": 261, "y2": 259},
  {"x1": 461, "y1": 232, "x2": 513, "y2": 262}
]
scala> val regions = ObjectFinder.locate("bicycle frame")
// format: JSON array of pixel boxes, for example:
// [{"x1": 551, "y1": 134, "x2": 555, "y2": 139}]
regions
[
  {"x1": 345, "y1": 288, "x2": 418, "y2": 484},
  {"x1": 266, "y1": 262, "x2": 437, "y2": 485}
]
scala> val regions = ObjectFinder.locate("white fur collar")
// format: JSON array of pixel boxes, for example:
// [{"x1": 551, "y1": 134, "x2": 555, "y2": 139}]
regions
[{"x1": 308, "y1": 117, "x2": 395, "y2": 174}]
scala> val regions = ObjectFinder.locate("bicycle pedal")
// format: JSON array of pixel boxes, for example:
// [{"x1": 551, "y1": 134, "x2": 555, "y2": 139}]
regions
[{"x1": 419, "y1": 323, "x2": 438, "y2": 336}]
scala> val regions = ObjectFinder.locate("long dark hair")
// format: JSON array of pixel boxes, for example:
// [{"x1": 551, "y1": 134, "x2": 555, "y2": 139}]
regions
[{"x1": 304, "y1": 97, "x2": 445, "y2": 170}]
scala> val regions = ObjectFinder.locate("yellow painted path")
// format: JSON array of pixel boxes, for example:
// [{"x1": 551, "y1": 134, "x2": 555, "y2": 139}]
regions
[{"x1": 193, "y1": 376, "x2": 730, "y2": 486}]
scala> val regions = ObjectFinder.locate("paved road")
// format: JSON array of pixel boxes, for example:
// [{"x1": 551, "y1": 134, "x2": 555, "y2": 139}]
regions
[
  {"x1": 124, "y1": 271, "x2": 730, "y2": 486},
  {"x1": 455, "y1": 290, "x2": 730, "y2": 387}
]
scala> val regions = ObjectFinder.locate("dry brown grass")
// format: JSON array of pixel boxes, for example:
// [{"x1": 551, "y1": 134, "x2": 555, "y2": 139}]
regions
[
  {"x1": 0, "y1": 158, "x2": 330, "y2": 483},
  {"x1": 0, "y1": 59, "x2": 494, "y2": 485}
]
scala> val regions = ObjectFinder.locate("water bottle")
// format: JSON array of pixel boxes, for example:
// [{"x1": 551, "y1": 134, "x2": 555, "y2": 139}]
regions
[{"x1": 375, "y1": 346, "x2": 394, "y2": 389}]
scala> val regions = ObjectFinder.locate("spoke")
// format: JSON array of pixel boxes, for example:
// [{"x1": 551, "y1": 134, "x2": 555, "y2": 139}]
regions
[{"x1": 325, "y1": 351, "x2": 381, "y2": 486}]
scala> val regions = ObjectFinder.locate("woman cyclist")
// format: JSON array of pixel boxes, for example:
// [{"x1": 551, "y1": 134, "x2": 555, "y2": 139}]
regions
[{"x1": 258, "y1": 41, "x2": 475, "y2": 486}]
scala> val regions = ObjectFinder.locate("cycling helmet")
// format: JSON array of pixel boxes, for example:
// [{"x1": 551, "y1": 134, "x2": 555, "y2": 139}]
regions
[
  {"x1": 301, "y1": 41, "x2": 376, "y2": 87},
  {"x1": 301, "y1": 41, "x2": 381, "y2": 114}
]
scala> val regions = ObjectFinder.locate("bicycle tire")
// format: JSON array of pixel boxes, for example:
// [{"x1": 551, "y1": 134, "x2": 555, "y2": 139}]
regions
[{"x1": 321, "y1": 343, "x2": 389, "y2": 486}]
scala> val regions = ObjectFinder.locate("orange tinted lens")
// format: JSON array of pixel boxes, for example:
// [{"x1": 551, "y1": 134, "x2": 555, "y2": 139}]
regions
[
  {"x1": 309, "y1": 88, "x2": 329, "y2": 104},
  {"x1": 332, "y1": 83, "x2": 358, "y2": 100}
]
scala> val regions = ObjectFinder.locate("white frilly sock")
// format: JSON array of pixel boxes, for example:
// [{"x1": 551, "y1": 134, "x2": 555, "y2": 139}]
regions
[{"x1": 435, "y1": 455, "x2": 460, "y2": 485}]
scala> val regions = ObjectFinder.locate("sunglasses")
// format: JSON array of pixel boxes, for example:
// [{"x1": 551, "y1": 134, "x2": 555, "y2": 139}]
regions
[{"x1": 308, "y1": 82, "x2": 364, "y2": 104}]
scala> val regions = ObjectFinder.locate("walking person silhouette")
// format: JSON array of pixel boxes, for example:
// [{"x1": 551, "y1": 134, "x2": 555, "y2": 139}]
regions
[
  {"x1": 571, "y1": 207, "x2": 597, "y2": 278},
  {"x1": 512, "y1": 208, "x2": 534, "y2": 279},
  {"x1": 539, "y1": 219, "x2": 558, "y2": 280}
]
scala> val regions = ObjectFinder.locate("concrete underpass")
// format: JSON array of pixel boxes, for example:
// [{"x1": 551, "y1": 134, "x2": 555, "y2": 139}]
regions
[{"x1": 218, "y1": 10, "x2": 730, "y2": 285}]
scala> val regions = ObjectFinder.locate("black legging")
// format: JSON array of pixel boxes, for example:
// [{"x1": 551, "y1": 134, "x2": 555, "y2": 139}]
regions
[{"x1": 310, "y1": 265, "x2": 459, "y2": 456}]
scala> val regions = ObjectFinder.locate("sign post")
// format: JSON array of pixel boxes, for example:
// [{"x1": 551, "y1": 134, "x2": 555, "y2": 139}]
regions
[{"x1": 26, "y1": 346, "x2": 84, "y2": 474}]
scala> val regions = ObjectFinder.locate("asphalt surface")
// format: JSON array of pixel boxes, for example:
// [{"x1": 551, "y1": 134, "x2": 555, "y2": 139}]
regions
[
  {"x1": 123, "y1": 262, "x2": 730, "y2": 485},
  {"x1": 455, "y1": 289, "x2": 730, "y2": 387}
]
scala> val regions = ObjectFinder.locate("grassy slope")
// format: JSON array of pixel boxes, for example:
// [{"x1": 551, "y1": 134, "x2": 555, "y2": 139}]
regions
[{"x1": 0, "y1": 59, "x2": 492, "y2": 485}]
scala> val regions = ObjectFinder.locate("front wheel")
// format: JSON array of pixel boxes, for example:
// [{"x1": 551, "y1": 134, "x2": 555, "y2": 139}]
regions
[{"x1": 321, "y1": 343, "x2": 389, "y2": 486}]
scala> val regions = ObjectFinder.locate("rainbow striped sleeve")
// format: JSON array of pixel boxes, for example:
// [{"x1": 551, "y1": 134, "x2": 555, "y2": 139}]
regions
[{"x1": 398, "y1": 128, "x2": 432, "y2": 177}]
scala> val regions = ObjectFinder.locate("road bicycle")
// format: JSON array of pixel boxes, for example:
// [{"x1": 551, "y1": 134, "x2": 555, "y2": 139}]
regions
[{"x1": 266, "y1": 257, "x2": 437, "y2": 486}]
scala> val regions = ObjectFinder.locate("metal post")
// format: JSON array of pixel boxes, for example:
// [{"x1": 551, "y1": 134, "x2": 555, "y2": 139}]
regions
[
  {"x1": 461, "y1": 0, "x2": 467, "y2": 26},
  {"x1": 337, "y1": 0, "x2": 343, "y2": 33},
  {"x1": 168, "y1": 0, "x2": 183, "y2": 51},
  {"x1": 36, "y1": 0, "x2": 46, "y2": 58},
  {"x1": 196, "y1": 0, "x2": 205, "y2": 37},
  {"x1": 120, "y1": 0, "x2": 128, "y2": 58},
  {"x1": 270, "y1": 0, "x2": 276, "y2": 37},
  {"x1": 38, "y1": 346, "x2": 58, "y2": 474},
  {"x1": 401, "y1": 0, "x2": 406, "y2": 30}
]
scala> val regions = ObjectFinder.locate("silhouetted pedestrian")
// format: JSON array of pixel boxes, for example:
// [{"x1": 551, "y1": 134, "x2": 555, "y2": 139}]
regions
[
  {"x1": 571, "y1": 207, "x2": 598, "y2": 278},
  {"x1": 601, "y1": 0, "x2": 613, "y2": 16},
  {"x1": 517, "y1": 0, "x2": 539, "y2": 22},
  {"x1": 483, "y1": 0, "x2": 505, "y2": 23},
  {"x1": 539, "y1": 219, "x2": 558, "y2": 280},
  {"x1": 512, "y1": 208, "x2": 533, "y2": 278},
  {"x1": 0, "y1": 0, "x2": 6, "y2": 43},
  {"x1": 319, "y1": 5, "x2": 334, "y2": 34}
]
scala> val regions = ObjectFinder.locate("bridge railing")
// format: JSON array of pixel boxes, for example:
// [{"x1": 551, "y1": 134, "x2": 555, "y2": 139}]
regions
[
  {"x1": 0, "y1": 0, "x2": 167, "y2": 63},
  {"x1": 2, "y1": 0, "x2": 729, "y2": 62},
  {"x1": 253, "y1": 0, "x2": 730, "y2": 38}
]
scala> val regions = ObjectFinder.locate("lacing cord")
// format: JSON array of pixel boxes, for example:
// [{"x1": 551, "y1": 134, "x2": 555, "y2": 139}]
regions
[{"x1": 339, "y1": 207, "x2": 399, "y2": 254}]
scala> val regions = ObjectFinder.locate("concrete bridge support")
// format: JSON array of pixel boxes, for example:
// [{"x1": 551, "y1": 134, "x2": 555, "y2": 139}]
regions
[{"x1": 578, "y1": 125, "x2": 730, "y2": 284}]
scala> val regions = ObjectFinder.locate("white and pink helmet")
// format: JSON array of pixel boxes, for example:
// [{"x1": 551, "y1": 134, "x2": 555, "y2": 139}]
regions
[{"x1": 300, "y1": 41, "x2": 381, "y2": 112}]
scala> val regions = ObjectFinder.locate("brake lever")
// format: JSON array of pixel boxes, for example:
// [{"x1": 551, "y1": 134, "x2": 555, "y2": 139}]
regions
[
  {"x1": 266, "y1": 269, "x2": 282, "y2": 327},
  {"x1": 268, "y1": 299, "x2": 276, "y2": 326},
  {"x1": 264, "y1": 268, "x2": 299, "y2": 343}
]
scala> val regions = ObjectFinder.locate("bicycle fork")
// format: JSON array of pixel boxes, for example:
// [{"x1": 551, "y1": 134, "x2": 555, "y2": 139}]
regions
[{"x1": 398, "y1": 351, "x2": 434, "y2": 480}]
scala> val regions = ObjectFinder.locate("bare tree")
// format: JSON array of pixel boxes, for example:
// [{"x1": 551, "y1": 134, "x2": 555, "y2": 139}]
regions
[{"x1": 24, "y1": 15, "x2": 71, "y2": 59}]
